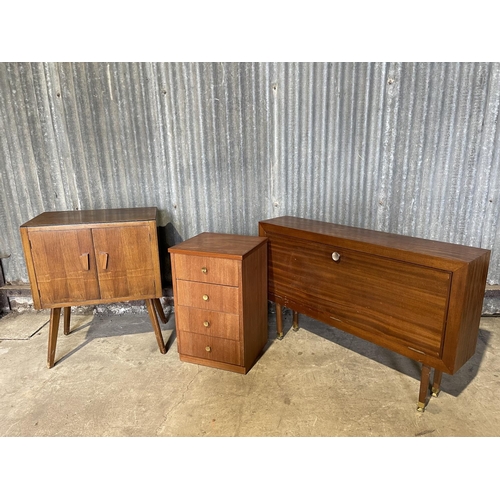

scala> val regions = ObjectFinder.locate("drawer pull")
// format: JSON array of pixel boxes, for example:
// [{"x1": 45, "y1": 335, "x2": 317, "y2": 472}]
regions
[
  {"x1": 201, "y1": 267, "x2": 207, "y2": 274},
  {"x1": 205, "y1": 346, "x2": 211, "y2": 352},
  {"x1": 203, "y1": 321, "x2": 210, "y2": 327},
  {"x1": 202, "y1": 294, "x2": 209, "y2": 301},
  {"x1": 331, "y1": 251, "x2": 341, "y2": 262}
]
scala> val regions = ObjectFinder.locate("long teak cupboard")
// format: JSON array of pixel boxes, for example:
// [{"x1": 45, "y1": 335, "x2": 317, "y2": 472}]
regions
[
  {"x1": 20, "y1": 207, "x2": 167, "y2": 368},
  {"x1": 259, "y1": 216, "x2": 490, "y2": 411}
]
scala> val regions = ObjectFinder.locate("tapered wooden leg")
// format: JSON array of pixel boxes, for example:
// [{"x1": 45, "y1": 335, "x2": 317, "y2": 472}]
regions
[
  {"x1": 432, "y1": 369, "x2": 443, "y2": 398},
  {"x1": 153, "y1": 298, "x2": 167, "y2": 324},
  {"x1": 292, "y1": 310, "x2": 299, "y2": 331},
  {"x1": 47, "y1": 308, "x2": 61, "y2": 369},
  {"x1": 63, "y1": 307, "x2": 71, "y2": 335},
  {"x1": 146, "y1": 299, "x2": 166, "y2": 354},
  {"x1": 276, "y1": 303, "x2": 284, "y2": 340},
  {"x1": 417, "y1": 364, "x2": 431, "y2": 412}
]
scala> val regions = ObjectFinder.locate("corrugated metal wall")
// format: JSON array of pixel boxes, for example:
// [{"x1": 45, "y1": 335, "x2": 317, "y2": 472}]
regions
[{"x1": 1, "y1": 62, "x2": 499, "y2": 288}]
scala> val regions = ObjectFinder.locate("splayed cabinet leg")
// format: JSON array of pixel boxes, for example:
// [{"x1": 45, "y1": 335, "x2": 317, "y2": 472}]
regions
[
  {"x1": 63, "y1": 307, "x2": 71, "y2": 335},
  {"x1": 47, "y1": 308, "x2": 61, "y2": 369},
  {"x1": 292, "y1": 310, "x2": 299, "y2": 331},
  {"x1": 146, "y1": 299, "x2": 166, "y2": 354},
  {"x1": 153, "y1": 298, "x2": 167, "y2": 323}
]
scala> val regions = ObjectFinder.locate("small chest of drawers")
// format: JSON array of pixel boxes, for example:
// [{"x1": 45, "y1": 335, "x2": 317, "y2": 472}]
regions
[{"x1": 168, "y1": 233, "x2": 268, "y2": 374}]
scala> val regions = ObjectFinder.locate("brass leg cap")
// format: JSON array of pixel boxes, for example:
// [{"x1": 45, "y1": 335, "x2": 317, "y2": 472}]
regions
[
  {"x1": 431, "y1": 389, "x2": 440, "y2": 398},
  {"x1": 417, "y1": 402, "x2": 426, "y2": 412},
  {"x1": 277, "y1": 332, "x2": 284, "y2": 340}
]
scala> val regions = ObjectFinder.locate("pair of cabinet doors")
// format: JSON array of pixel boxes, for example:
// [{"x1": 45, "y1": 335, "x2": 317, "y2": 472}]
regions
[{"x1": 25, "y1": 224, "x2": 159, "y2": 309}]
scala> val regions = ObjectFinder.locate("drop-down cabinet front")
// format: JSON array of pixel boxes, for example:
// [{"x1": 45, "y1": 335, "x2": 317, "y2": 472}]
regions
[{"x1": 259, "y1": 216, "x2": 491, "y2": 411}]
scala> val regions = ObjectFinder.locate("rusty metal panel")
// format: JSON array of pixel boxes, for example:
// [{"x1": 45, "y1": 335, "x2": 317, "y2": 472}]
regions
[{"x1": 1, "y1": 62, "x2": 499, "y2": 292}]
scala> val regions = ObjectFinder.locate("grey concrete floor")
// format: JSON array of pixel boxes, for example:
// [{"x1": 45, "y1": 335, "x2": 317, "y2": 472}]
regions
[{"x1": 0, "y1": 308, "x2": 499, "y2": 438}]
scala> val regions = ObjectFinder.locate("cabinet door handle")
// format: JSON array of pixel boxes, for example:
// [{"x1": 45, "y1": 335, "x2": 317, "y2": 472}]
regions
[
  {"x1": 80, "y1": 253, "x2": 90, "y2": 270},
  {"x1": 98, "y1": 252, "x2": 109, "y2": 270},
  {"x1": 331, "y1": 252, "x2": 341, "y2": 262}
]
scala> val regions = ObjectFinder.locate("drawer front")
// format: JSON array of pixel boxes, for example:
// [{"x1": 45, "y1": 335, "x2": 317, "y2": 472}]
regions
[
  {"x1": 173, "y1": 254, "x2": 239, "y2": 286},
  {"x1": 176, "y1": 280, "x2": 239, "y2": 314},
  {"x1": 178, "y1": 331, "x2": 242, "y2": 366},
  {"x1": 268, "y1": 234, "x2": 451, "y2": 357},
  {"x1": 176, "y1": 305, "x2": 240, "y2": 341}
]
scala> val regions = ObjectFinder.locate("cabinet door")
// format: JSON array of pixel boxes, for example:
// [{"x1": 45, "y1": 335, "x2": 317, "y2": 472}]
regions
[
  {"x1": 92, "y1": 224, "x2": 158, "y2": 300},
  {"x1": 28, "y1": 229, "x2": 100, "y2": 307},
  {"x1": 268, "y1": 234, "x2": 451, "y2": 358}
]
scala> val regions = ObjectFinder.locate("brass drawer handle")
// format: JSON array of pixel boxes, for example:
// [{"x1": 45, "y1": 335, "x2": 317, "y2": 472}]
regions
[
  {"x1": 331, "y1": 252, "x2": 340, "y2": 262},
  {"x1": 203, "y1": 321, "x2": 210, "y2": 327},
  {"x1": 202, "y1": 294, "x2": 209, "y2": 301},
  {"x1": 205, "y1": 346, "x2": 211, "y2": 352},
  {"x1": 201, "y1": 267, "x2": 207, "y2": 274}
]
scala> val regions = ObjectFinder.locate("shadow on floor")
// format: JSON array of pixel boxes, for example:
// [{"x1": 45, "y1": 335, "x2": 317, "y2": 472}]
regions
[
  {"x1": 274, "y1": 308, "x2": 490, "y2": 399},
  {"x1": 55, "y1": 310, "x2": 175, "y2": 366}
]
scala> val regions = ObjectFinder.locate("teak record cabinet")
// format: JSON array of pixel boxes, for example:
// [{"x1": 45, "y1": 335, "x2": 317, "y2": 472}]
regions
[
  {"x1": 169, "y1": 232, "x2": 268, "y2": 374},
  {"x1": 259, "y1": 216, "x2": 490, "y2": 411},
  {"x1": 20, "y1": 207, "x2": 168, "y2": 368}
]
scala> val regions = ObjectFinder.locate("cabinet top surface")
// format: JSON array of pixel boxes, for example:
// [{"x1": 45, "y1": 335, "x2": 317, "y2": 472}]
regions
[
  {"x1": 168, "y1": 232, "x2": 267, "y2": 259},
  {"x1": 21, "y1": 207, "x2": 157, "y2": 227},
  {"x1": 259, "y1": 216, "x2": 490, "y2": 264}
]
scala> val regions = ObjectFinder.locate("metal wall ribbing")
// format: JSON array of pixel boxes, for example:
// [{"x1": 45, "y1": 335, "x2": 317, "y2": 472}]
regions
[{"x1": 1, "y1": 62, "x2": 499, "y2": 286}]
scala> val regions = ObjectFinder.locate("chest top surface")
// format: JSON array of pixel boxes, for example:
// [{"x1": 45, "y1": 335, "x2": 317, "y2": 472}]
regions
[
  {"x1": 259, "y1": 216, "x2": 490, "y2": 266},
  {"x1": 21, "y1": 207, "x2": 157, "y2": 228},
  {"x1": 169, "y1": 232, "x2": 267, "y2": 260}
]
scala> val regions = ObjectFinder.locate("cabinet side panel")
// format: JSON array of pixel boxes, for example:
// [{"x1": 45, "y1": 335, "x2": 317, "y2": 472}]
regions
[
  {"x1": 148, "y1": 220, "x2": 163, "y2": 297},
  {"x1": 242, "y1": 242, "x2": 268, "y2": 368},
  {"x1": 19, "y1": 227, "x2": 42, "y2": 309},
  {"x1": 449, "y1": 252, "x2": 490, "y2": 373}
]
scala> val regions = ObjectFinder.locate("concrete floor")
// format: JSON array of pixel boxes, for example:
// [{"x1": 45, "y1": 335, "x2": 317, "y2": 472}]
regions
[{"x1": 0, "y1": 307, "x2": 499, "y2": 438}]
